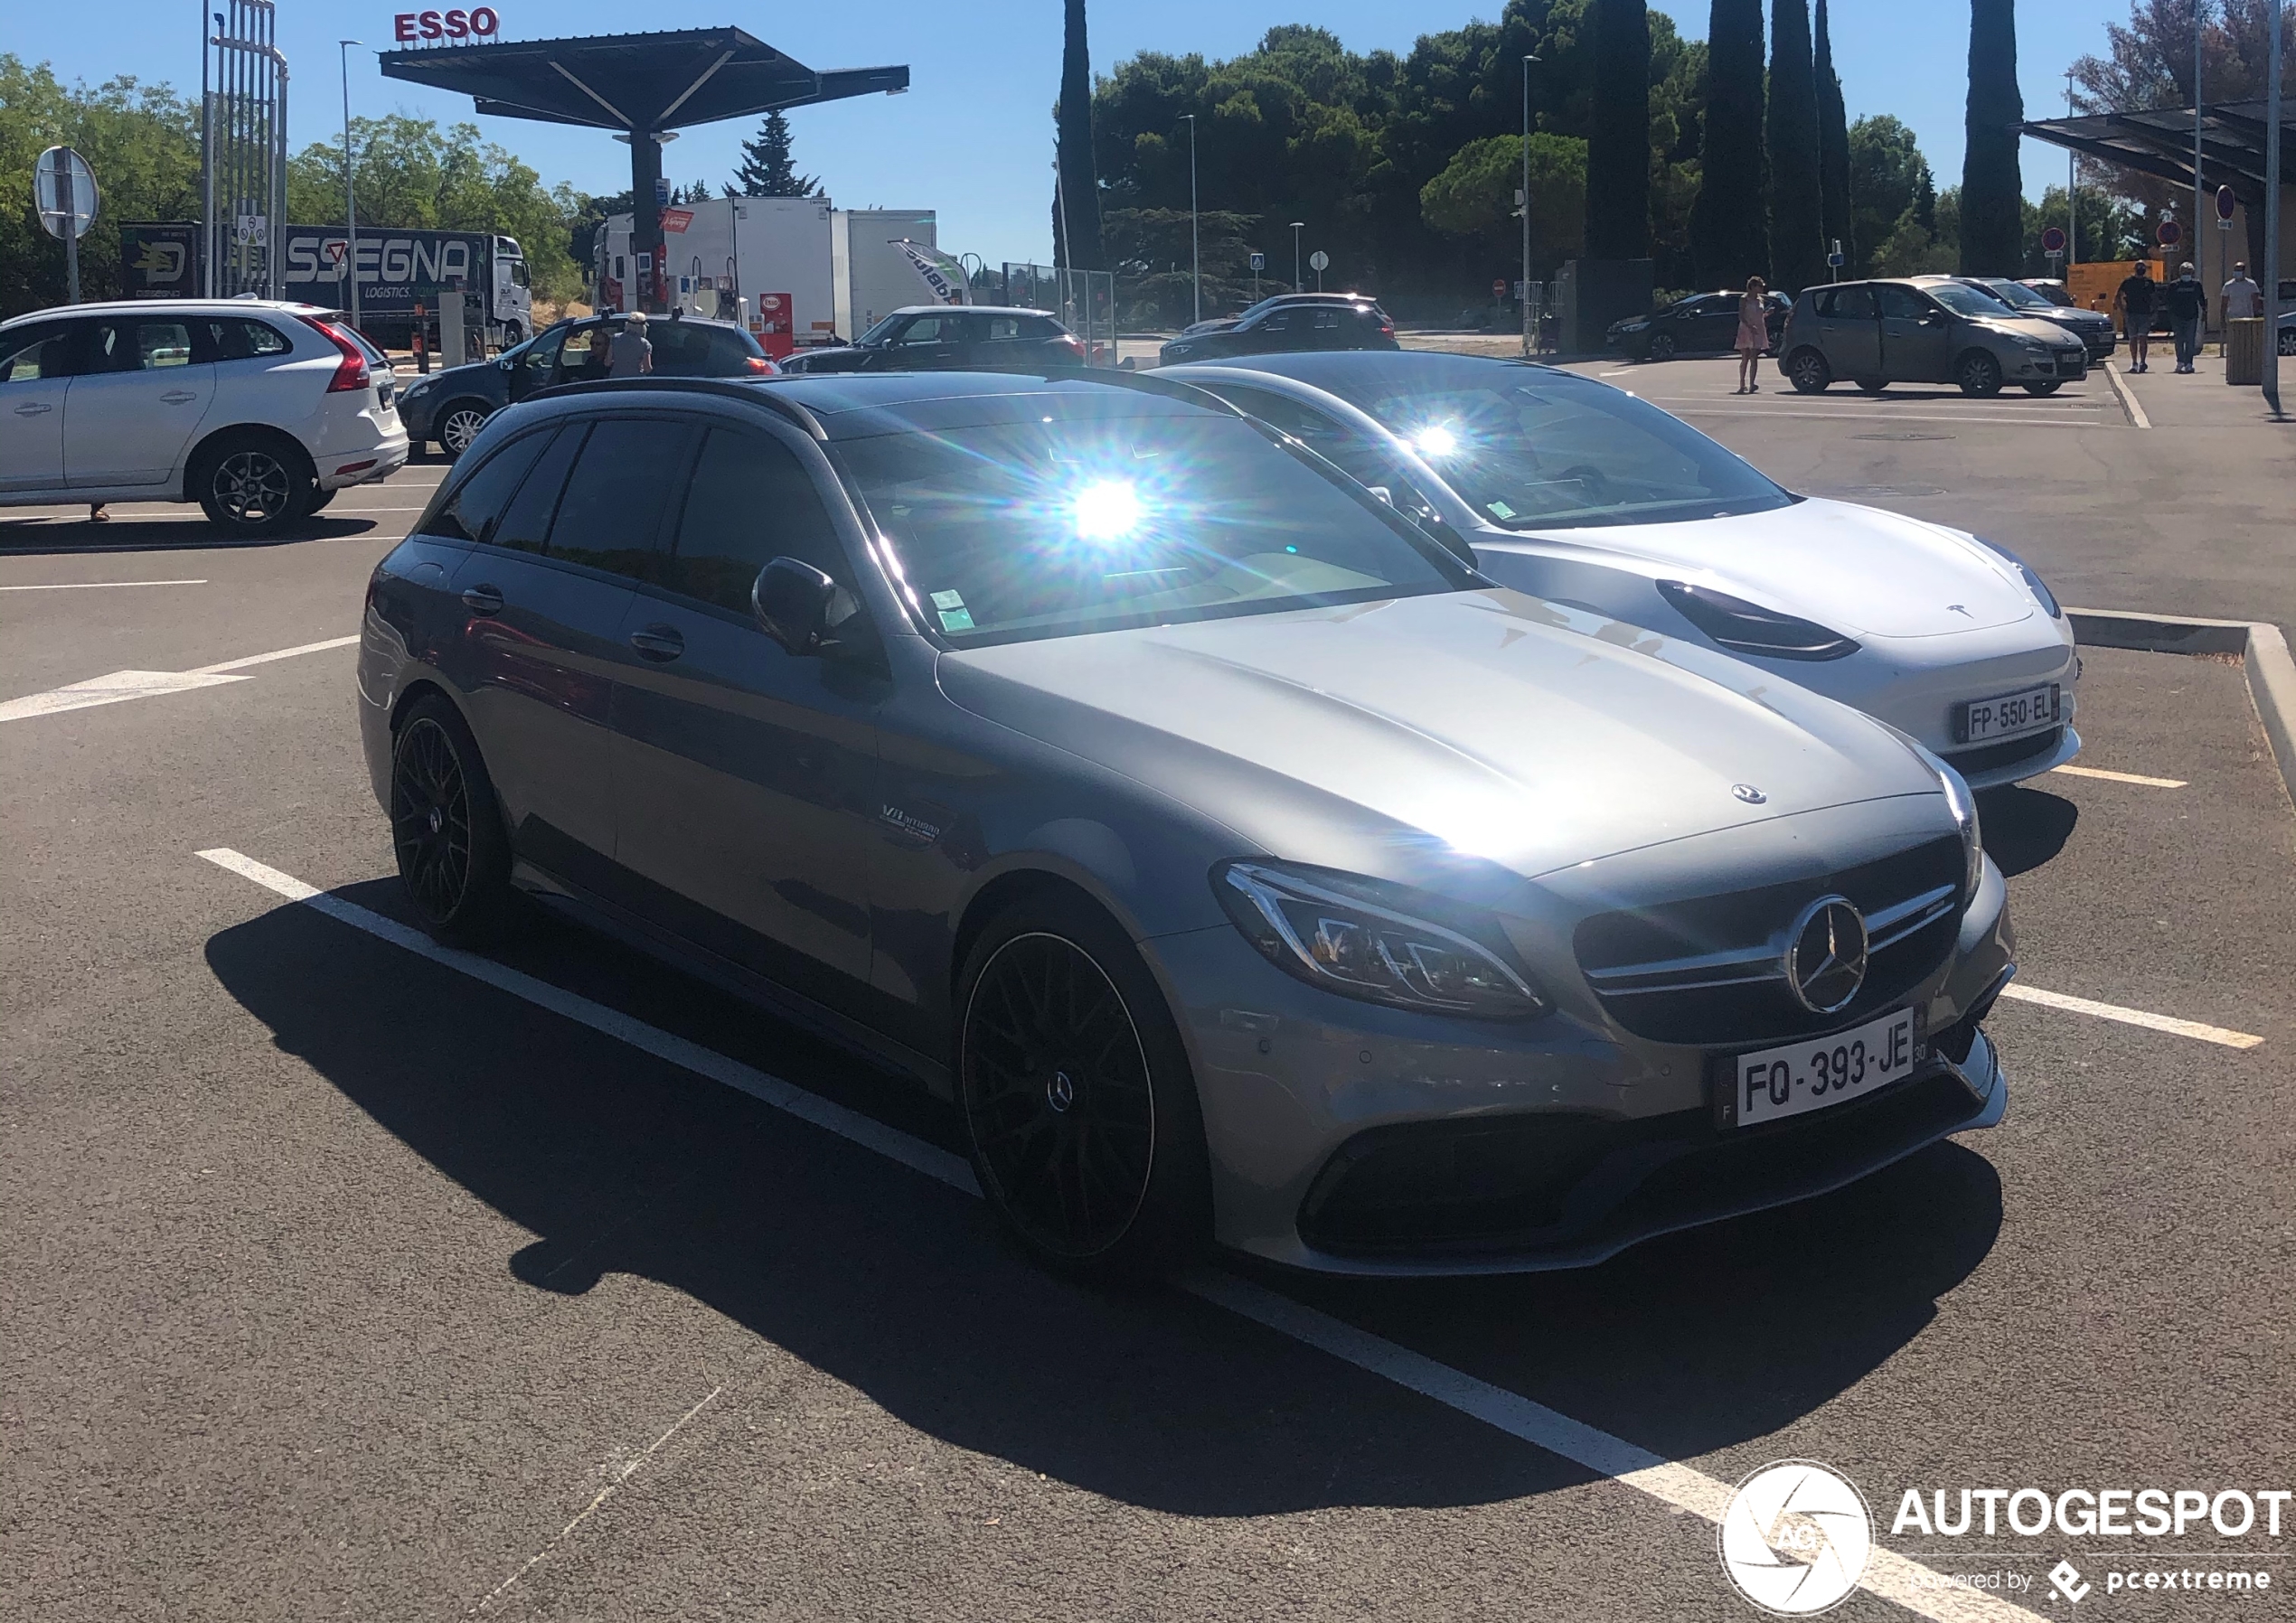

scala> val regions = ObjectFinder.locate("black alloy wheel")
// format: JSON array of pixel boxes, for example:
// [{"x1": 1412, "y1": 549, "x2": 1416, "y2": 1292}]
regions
[
  {"x1": 958, "y1": 896, "x2": 1209, "y2": 1279},
  {"x1": 1855, "y1": 377, "x2": 1887, "y2": 393},
  {"x1": 2022, "y1": 380, "x2": 2064, "y2": 397},
  {"x1": 390, "y1": 696, "x2": 514, "y2": 943},
  {"x1": 1956, "y1": 351, "x2": 2004, "y2": 398},
  {"x1": 195, "y1": 435, "x2": 309, "y2": 534},
  {"x1": 438, "y1": 402, "x2": 490, "y2": 459},
  {"x1": 1786, "y1": 348, "x2": 1832, "y2": 393},
  {"x1": 1648, "y1": 331, "x2": 1677, "y2": 361}
]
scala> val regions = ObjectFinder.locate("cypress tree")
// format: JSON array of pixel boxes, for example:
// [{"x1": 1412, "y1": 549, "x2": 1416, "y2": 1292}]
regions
[
  {"x1": 1960, "y1": 0, "x2": 2025, "y2": 275},
  {"x1": 1585, "y1": 0, "x2": 1652, "y2": 259},
  {"x1": 1689, "y1": 0, "x2": 1769, "y2": 288},
  {"x1": 1765, "y1": 0, "x2": 1825, "y2": 295},
  {"x1": 1054, "y1": 0, "x2": 1106, "y2": 270},
  {"x1": 1814, "y1": 0, "x2": 1852, "y2": 274}
]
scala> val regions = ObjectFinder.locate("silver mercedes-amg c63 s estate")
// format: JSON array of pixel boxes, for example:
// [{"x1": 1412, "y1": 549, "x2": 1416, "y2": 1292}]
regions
[{"x1": 356, "y1": 370, "x2": 2014, "y2": 1281}]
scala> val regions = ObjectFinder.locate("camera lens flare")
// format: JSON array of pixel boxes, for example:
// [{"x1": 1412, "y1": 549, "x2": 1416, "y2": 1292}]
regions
[
  {"x1": 1410, "y1": 423, "x2": 1461, "y2": 458},
  {"x1": 1073, "y1": 479, "x2": 1143, "y2": 541}
]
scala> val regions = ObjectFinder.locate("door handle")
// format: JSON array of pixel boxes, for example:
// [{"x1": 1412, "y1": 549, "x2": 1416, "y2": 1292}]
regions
[
  {"x1": 161, "y1": 390, "x2": 199, "y2": 405},
  {"x1": 12, "y1": 402, "x2": 53, "y2": 416},
  {"x1": 460, "y1": 584, "x2": 503, "y2": 615},
  {"x1": 628, "y1": 624, "x2": 684, "y2": 661}
]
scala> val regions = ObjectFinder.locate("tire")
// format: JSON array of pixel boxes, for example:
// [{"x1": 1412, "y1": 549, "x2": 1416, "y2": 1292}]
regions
[
  {"x1": 1855, "y1": 377, "x2": 1887, "y2": 394},
  {"x1": 306, "y1": 487, "x2": 337, "y2": 512},
  {"x1": 1785, "y1": 348, "x2": 1832, "y2": 393},
  {"x1": 2279, "y1": 327, "x2": 2296, "y2": 358},
  {"x1": 1956, "y1": 351, "x2": 2004, "y2": 397},
  {"x1": 1647, "y1": 331, "x2": 1677, "y2": 361},
  {"x1": 955, "y1": 891, "x2": 1211, "y2": 1281},
  {"x1": 2022, "y1": 380, "x2": 2064, "y2": 397},
  {"x1": 390, "y1": 694, "x2": 517, "y2": 945},
  {"x1": 436, "y1": 400, "x2": 492, "y2": 461},
  {"x1": 193, "y1": 431, "x2": 315, "y2": 535}
]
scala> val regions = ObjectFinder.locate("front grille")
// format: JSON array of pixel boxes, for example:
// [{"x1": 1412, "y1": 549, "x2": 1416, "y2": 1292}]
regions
[
  {"x1": 1573, "y1": 836, "x2": 1963, "y2": 1045},
  {"x1": 1943, "y1": 725, "x2": 2063, "y2": 778}
]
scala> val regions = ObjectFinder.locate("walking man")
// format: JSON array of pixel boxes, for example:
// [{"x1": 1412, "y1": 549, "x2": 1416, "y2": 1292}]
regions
[
  {"x1": 2162, "y1": 261, "x2": 2207, "y2": 373},
  {"x1": 2222, "y1": 261, "x2": 2263, "y2": 322},
  {"x1": 607, "y1": 311, "x2": 654, "y2": 379},
  {"x1": 2114, "y1": 260, "x2": 2158, "y2": 372}
]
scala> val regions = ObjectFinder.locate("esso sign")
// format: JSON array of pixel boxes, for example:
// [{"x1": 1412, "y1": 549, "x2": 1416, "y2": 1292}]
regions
[{"x1": 393, "y1": 8, "x2": 500, "y2": 42}]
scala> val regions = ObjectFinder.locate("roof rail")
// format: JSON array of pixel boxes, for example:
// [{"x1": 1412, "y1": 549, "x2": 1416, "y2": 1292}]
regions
[{"x1": 532, "y1": 375, "x2": 829, "y2": 440}]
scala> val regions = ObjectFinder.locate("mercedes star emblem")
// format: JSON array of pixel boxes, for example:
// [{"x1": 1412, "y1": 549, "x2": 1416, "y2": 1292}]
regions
[
  {"x1": 1732, "y1": 783, "x2": 1767, "y2": 804},
  {"x1": 1783, "y1": 895, "x2": 1869, "y2": 1014}
]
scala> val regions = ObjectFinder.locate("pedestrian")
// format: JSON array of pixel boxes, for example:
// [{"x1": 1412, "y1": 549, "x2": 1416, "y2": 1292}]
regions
[
  {"x1": 1734, "y1": 277, "x2": 1768, "y2": 394},
  {"x1": 607, "y1": 311, "x2": 654, "y2": 380},
  {"x1": 2221, "y1": 260, "x2": 2263, "y2": 322},
  {"x1": 2113, "y1": 260, "x2": 2157, "y2": 372},
  {"x1": 2161, "y1": 261, "x2": 2207, "y2": 372}
]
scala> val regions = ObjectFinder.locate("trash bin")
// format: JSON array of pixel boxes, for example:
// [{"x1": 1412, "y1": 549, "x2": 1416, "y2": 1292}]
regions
[{"x1": 2225, "y1": 316, "x2": 2264, "y2": 386}]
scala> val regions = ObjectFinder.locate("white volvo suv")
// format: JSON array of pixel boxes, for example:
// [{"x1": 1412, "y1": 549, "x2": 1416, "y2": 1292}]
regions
[{"x1": 0, "y1": 299, "x2": 407, "y2": 535}]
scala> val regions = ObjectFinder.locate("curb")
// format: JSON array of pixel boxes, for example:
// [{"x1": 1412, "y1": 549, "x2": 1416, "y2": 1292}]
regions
[{"x1": 2068, "y1": 608, "x2": 2296, "y2": 811}]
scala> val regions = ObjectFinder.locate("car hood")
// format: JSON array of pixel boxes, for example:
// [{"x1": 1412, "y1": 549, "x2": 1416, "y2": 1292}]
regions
[
  {"x1": 1971, "y1": 316, "x2": 2081, "y2": 345},
  {"x1": 936, "y1": 588, "x2": 1939, "y2": 881},
  {"x1": 403, "y1": 360, "x2": 495, "y2": 391},
  {"x1": 1482, "y1": 496, "x2": 2035, "y2": 639}
]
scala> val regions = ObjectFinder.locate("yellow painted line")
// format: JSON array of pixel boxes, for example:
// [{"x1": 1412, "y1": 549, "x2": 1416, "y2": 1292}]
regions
[
  {"x1": 2000, "y1": 984, "x2": 2262, "y2": 1048},
  {"x1": 2050, "y1": 764, "x2": 2188, "y2": 788}
]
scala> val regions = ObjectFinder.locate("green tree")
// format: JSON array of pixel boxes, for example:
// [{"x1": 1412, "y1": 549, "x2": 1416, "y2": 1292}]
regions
[
  {"x1": 1765, "y1": 0, "x2": 1825, "y2": 293},
  {"x1": 1055, "y1": 0, "x2": 1106, "y2": 269},
  {"x1": 1813, "y1": 0, "x2": 1851, "y2": 273},
  {"x1": 1586, "y1": 0, "x2": 1651, "y2": 258},
  {"x1": 1, "y1": 55, "x2": 201, "y2": 316},
  {"x1": 1420, "y1": 131, "x2": 1588, "y2": 269},
  {"x1": 1689, "y1": 0, "x2": 1768, "y2": 288},
  {"x1": 728, "y1": 110, "x2": 819, "y2": 199},
  {"x1": 1845, "y1": 115, "x2": 1930, "y2": 277},
  {"x1": 1959, "y1": 0, "x2": 2024, "y2": 275}
]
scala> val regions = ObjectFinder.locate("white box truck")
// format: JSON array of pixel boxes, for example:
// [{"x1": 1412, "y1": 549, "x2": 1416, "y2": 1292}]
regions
[
  {"x1": 600, "y1": 197, "x2": 836, "y2": 358},
  {"x1": 833, "y1": 210, "x2": 943, "y2": 339}
]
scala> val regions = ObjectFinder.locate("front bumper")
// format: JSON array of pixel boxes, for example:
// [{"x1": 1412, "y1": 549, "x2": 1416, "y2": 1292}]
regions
[{"x1": 1148, "y1": 834, "x2": 2015, "y2": 1277}]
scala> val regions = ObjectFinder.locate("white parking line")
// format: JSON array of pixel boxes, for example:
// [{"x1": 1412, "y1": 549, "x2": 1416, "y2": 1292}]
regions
[
  {"x1": 2000, "y1": 984, "x2": 2261, "y2": 1048},
  {"x1": 0, "y1": 634, "x2": 360, "y2": 724},
  {"x1": 0, "y1": 578, "x2": 208, "y2": 592},
  {"x1": 2103, "y1": 363, "x2": 2151, "y2": 429},
  {"x1": 196, "y1": 845, "x2": 2045, "y2": 1623},
  {"x1": 2050, "y1": 764, "x2": 2188, "y2": 789}
]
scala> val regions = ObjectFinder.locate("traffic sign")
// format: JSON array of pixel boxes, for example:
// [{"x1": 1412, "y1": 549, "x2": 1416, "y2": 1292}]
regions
[
  {"x1": 1308, "y1": 250, "x2": 1329, "y2": 272},
  {"x1": 2040, "y1": 225, "x2": 2066, "y2": 255},
  {"x1": 2216, "y1": 184, "x2": 2237, "y2": 222},
  {"x1": 1492, "y1": 277, "x2": 1509, "y2": 298},
  {"x1": 1248, "y1": 251, "x2": 1265, "y2": 271},
  {"x1": 2157, "y1": 218, "x2": 2182, "y2": 247},
  {"x1": 33, "y1": 146, "x2": 98, "y2": 241}
]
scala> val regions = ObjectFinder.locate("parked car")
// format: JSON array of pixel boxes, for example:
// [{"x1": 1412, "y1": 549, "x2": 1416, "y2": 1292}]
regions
[
  {"x1": 359, "y1": 367, "x2": 2012, "y2": 1280},
  {"x1": 1608, "y1": 290, "x2": 1791, "y2": 361},
  {"x1": 1777, "y1": 276, "x2": 2091, "y2": 397},
  {"x1": 1176, "y1": 292, "x2": 1395, "y2": 344},
  {"x1": 1157, "y1": 295, "x2": 1397, "y2": 366},
  {"x1": 2280, "y1": 306, "x2": 2296, "y2": 356},
  {"x1": 777, "y1": 306, "x2": 1087, "y2": 375},
  {"x1": 1162, "y1": 350, "x2": 2080, "y2": 789},
  {"x1": 0, "y1": 297, "x2": 406, "y2": 533},
  {"x1": 396, "y1": 311, "x2": 772, "y2": 459},
  {"x1": 1961, "y1": 277, "x2": 2116, "y2": 361}
]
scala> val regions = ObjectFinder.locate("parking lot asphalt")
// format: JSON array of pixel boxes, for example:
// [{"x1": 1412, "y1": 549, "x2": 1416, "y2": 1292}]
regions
[
  {"x1": 4, "y1": 439, "x2": 2293, "y2": 1619},
  {"x1": 1554, "y1": 350, "x2": 2296, "y2": 644}
]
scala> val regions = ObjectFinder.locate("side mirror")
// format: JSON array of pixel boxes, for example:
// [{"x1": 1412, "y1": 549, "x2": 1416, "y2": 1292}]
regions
[{"x1": 753, "y1": 556, "x2": 838, "y2": 655}]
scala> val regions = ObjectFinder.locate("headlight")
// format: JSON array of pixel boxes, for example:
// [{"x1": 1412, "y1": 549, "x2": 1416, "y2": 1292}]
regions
[
  {"x1": 1654, "y1": 579, "x2": 1860, "y2": 661},
  {"x1": 1971, "y1": 537, "x2": 2062, "y2": 617},
  {"x1": 1213, "y1": 860, "x2": 1548, "y2": 1021},
  {"x1": 1936, "y1": 761, "x2": 1984, "y2": 900}
]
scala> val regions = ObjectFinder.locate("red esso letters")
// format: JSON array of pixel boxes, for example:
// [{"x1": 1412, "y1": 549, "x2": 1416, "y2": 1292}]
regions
[{"x1": 393, "y1": 8, "x2": 500, "y2": 42}]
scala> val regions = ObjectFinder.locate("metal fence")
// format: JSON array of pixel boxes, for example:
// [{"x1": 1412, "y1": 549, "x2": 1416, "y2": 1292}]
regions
[
  {"x1": 1000, "y1": 263, "x2": 1117, "y2": 366},
  {"x1": 202, "y1": 0, "x2": 288, "y2": 297}
]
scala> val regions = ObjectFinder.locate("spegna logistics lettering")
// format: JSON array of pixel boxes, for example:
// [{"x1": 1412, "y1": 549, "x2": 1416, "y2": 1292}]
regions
[{"x1": 1892, "y1": 1488, "x2": 2291, "y2": 1538}]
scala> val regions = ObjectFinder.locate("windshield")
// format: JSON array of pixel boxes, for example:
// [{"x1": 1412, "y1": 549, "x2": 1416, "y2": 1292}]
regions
[
  {"x1": 1930, "y1": 282, "x2": 2014, "y2": 318},
  {"x1": 836, "y1": 411, "x2": 1469, "y2": 646},
  {"x1": 1311, "y1": 365, "x2": 1793, "y2": 531},
  {"x1": 855, "y1": 313, "x2": 908, "y2": 346},
  {"x1": 1980, "y1": 279, "x2": 2054, "y2": 312}
]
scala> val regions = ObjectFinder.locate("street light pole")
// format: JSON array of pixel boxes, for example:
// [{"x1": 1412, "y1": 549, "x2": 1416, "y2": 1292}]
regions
[
  {"x1": 2065, "y1": 69, "x2": 2078, "y2": 270},
  {"x1": 340, "y1": 39, "x2": 361, "y2": 332},
  {"x1": 2263, "y1": 0, "x2": 2281, "y2": 414},
  {"x1": 1520, "y1": 53, "x2": 1539, "y2": 358},
  {"x1": 1290, "y1": 220, "x2": 1303, "y2": 291},
  {"x1": 2193, "y1": 0, "x2": 2205, "y2": 299},
  {"x1": 1181, "y1": 113, "x2": 1200, "y2": 326}
]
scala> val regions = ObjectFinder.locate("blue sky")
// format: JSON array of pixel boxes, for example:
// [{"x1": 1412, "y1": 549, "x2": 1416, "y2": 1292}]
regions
[{"x1": 17, "y1": 2, "x2": 2131, "y2": 266}]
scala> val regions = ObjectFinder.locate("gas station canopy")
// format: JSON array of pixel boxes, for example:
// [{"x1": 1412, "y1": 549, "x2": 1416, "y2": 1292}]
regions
[{"x1": 2021, "y1": 100, "x2": 2293, "y2": 207}]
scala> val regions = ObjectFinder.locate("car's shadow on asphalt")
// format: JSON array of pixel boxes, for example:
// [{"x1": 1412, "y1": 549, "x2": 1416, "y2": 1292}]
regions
[
  {"x1": 1975, "y1": 784, "x2": 2080, "y2": 877},
  {"x1": 204, "y1": 881, "x2": 2003, "y2": 1514},
  {"x1": 0, "y1": 516, "x2": 381, "y2": 555}
]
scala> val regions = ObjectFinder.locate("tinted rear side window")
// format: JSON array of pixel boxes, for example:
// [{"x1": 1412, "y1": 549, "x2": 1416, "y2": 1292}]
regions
[
  {"x1": 542, "y1": 417, "x2": 693, "y2": 579},
  {"x1": 661, "y1": 428, "x2": 847, "y2": 613},
  {"x1": 646, "y1": 323, "x2": 717, "y2": 375},
  {"x1": 429, "y1": 429, "x2": 553, "y2": 544},
  {"x1": 195, "y1": 319, "x2": 292, "y2": 361},
  {"x1": 490, "y1": 426, "x2": 585, "y2": 554},
  {"x1": 1818, "y1": 286, "x2": 1877, "y2": 319}
]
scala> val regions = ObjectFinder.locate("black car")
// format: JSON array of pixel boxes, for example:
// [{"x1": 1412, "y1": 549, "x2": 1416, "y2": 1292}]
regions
[
  {"x1": 1962, "y1": 277, "x2": 2116, "y2": 361},
  {"x1": 396, "y1": 312, "x2": 772, "y2": 458},
  {"x1": 779, "y1": 306, "x2": 1087, "y2": 374},
  {"x1": 1156, "y1": 295, "x2": 1397, "y2": 367},
  {"x1": 1608, "y1": 290, "x2": 1790, "y2": 361}
]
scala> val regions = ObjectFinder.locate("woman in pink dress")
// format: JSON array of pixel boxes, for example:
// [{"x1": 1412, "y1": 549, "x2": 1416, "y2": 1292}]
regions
[{"x1": 1735, "y1": 277, "x2": 1769, "y2": 393}]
